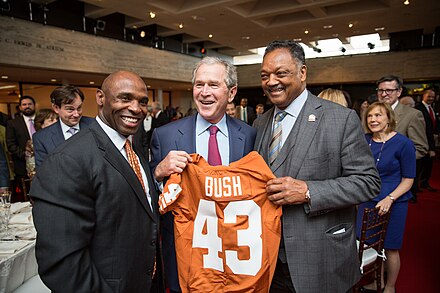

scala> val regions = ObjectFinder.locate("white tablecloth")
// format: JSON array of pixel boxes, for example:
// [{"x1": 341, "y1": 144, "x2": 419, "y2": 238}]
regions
[{"x1": 0, "y1": 203, "x2": 37, "y2": 293}]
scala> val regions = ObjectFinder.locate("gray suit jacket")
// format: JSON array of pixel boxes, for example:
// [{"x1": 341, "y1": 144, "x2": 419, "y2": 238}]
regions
[
  {"x1": 33, "y1": 116, "x2": 94, "y2": 168},
  {"x1": 254, "y1": 92, "x2": 380, "y2": 293},
  {"x1": 394, "y1": 102, "x2": 428, "y2": 159},
  {"x1": 31, "y1": 121, "x2": 160, "y2": 293}
]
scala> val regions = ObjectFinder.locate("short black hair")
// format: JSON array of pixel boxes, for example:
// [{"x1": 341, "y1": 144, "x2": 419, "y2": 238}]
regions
[
  {"x1": 376, "y1": 75, "x2": 403, "y2": 89},
  {"x1": 19, "y1": 95, "x2": 35, "y2": 105},
  {"x1": 264, "y1": 40, "x2": 306, "y2": 66}
]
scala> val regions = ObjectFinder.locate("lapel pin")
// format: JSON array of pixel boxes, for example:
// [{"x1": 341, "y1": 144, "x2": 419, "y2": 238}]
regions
[{"x1": 308, "y1": 114, "x2": 316, "y2": 122}]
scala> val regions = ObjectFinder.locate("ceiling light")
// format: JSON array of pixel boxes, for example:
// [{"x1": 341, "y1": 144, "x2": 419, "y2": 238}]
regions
[
  {"x1": 50, "y1": 79, "x2": 57, "y2": 82},
  {"x1": 208, "y1": 34, "x2": 213, "y2": 38},
  {"x1": 374, "y1": 27, "x2": 385, "y2": 31},
  {"x1": 323, "y1": 25, "x2": 333, "y2": 29},
  {"x1": 1, "y1": 75, "x2": 8, "y2": 79},
  {"x1": 140, "y1": 30, "x2": 146, "y2": 38},
  {"x1": 304, "y1": 30, "x2": 309, "y2": 34},
  {"x1": 89, "y1": 81, "x2": 95, "y2": 85},
  {"x1": 178, "y1": 23, "x2": 184, "y2": 29},
  {"x1": 0, "y1": 85, "x2": 16, "y2": 90},
  {"x1": 340, "y1": 47, "x2": 346, "y2": 53},
  {"x1": 348, "y1": 23, "x2": 353, "y2": 28},
  {"x1": 147, "y1": 85, "x2": 151, "y2": 88},
  {"x1": 403, "y1": 0, "x2": 410, "y2": 5},
  {"x1": 241, "y1": 36, "x2": 251, "y2": 40},
  {"x1": 367, "y1": 42, "x2": 375, "y2": 50},
  {"x1": 132, "y1": 25, "x2": 137, "y2": 29},
  {"x1": 149, "y1": 12, "x2": 156, "y2": 19},
  {"x1": 293, "y1": 38, "x2": 302, "y2": 42}
]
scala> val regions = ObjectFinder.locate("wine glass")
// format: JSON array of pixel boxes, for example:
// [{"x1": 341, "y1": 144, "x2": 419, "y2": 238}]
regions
[{"x1": 0, "y1": 190, "x2": 14, "y2": 241}]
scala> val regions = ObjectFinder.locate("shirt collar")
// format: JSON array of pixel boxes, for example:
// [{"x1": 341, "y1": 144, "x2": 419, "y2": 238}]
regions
[
  {"x1": 96, "y1": 116, "x2": 130, "y2": 152},
  {"x1": 196, "y1": 113, "x2": 228, "y2": 138},
  {"x1": 391, "y1": 100, "x2": 399, "y2": 110},
  {"x1": 274, "y1": 88, "x2": 308, "y2": 119},
  {"x1": 60, "y1": 119, "x2": 80, "y2": 134}
]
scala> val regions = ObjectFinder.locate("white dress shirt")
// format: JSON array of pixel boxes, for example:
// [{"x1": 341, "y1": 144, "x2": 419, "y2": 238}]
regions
[{"x1": 60, "y1": 120, "x2": 80, "y2": 140}]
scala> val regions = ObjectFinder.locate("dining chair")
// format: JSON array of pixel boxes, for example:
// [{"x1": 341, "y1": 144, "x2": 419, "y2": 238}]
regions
[{"x1": 352, "y1": 207, "x2": 391, "y2": 293}]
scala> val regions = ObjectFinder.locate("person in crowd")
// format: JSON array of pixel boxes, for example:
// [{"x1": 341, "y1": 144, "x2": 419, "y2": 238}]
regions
[
  {"x1": 6, "y1": 96, "x2": 37, "y2": 201},
  {"x1": 253, "y1": 40, "x2": 380, "y2": 293},
  {"x1": 376, "y1": 75, "x2": 428, "y2": 203},
  {"x1": 32, "y1": 85, "x2": 94, "y2": 168},
  {"x1": 317, "y1": 88, "x2": 348, "y2": 107},
  {"x1": 357, "y1": 102, "x2": 416, "y2": 293},
  {"x1": 235, "y1": 97, "x2": 256, "y2": 125},
  {"x1": 150, "y1": 56, "x2": 256, "y2": 293},
  {"x1": 34, "y1": 108, "x2": 58, "y2": 131},
  {"x1": 225, "y1": 101, "x2": 236, "y2": 117},
  {"x1": 0, "y1": 144, "x2": 9, "y2": 188},
  {"x1": 0, "y1": 111, "x2": 10, "y2": 127},
  {"x1": 415, "y1": 88, "x2": 438, "y2": 191},
  {"x1": 31, "y1": 70, "x2": 162, "y2": 293},
  {"x1": 151, "y1": 101, "x2": 169, "y2": 129},
  {"x1": 400, "y1": 96, "x2": 416, "y2": 108},
  {"x1": 133, "y1": 105, "x2": 153, "y2": 162},
  {"x1": 255, "y1": 103, "x2": 265, "y2": 118}
]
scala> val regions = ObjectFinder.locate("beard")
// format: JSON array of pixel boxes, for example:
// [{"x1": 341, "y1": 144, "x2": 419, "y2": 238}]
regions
[{"x1": 22, "y1": 108, "x2": 35, "y2": 117}]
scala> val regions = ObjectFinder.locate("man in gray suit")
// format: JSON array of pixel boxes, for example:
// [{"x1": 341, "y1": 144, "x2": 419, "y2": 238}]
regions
[{"x1": 253, "y1": 40, "x2": 380, "y2": 293}]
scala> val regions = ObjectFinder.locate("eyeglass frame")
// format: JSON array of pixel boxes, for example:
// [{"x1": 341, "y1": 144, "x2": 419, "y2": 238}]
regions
[{"x1": 376, "y1": 88, "x2": 399, "y2": 95}]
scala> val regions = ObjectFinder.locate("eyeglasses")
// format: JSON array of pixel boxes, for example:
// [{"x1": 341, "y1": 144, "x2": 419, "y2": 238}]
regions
[{"x1": 376, "y1": 88, "x2": 399, "y2": 95}]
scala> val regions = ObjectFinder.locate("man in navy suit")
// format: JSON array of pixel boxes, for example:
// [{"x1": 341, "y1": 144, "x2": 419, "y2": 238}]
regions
[
  {"x1": 33, "y1": 85, "x2": 94, "y2": 168},
  {"x1": 31, "y1": 71, "x2": 162, "y2": 292},
  {"x1": 150, "y1": 57, "x2": 256, "y2": 292}
]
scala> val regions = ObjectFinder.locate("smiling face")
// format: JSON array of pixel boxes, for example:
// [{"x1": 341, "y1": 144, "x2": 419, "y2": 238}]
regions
[
  {"x1": 97, "y1": 71, "x2": 148, "y2": 137},
  {"x1": 376, "y1": 80, "x2": 402, "y2": 105},
  {"x1": 20, "y1": 98, "x2": 36, "y2": 117},
  {"x1": 366, "y1": 105, "x2": 389, "y2": 135},
  {"x1": 260, "y1": 48, "x2": 307, "y2": 110},
  {"x1": 53, "y1": 94, "x2": 83, "y2": 127},
  {"x1": 193, "y1": 63, "x2": 236, "y2": 124}
]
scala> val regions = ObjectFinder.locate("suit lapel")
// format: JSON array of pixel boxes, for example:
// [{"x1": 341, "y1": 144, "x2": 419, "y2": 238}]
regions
[
  {"x1": 19, "y1": 116, "x2": 31, "y2": 141},
  {"x1": 91, "y1": 123, "x2": 156, "y2": 221},
  {"x1": 51, "y1": 122, "x2": 66, "y2": 147},
  {"x1": 227, "y1": 116, "x2": 246, "y2": 162},
  {"x1": 176, "y1": 115, "x2": 197, "y2": 153},
  {"x1": 254, "y1": 108, "x2": 275, "y2": 163}
]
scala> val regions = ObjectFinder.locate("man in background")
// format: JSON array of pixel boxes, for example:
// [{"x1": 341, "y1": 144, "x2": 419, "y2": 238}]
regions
[
  {"x1": 6, "y1": 96, "x2": 36, "y2": 201},
  {"x1": 226, "y1": 101, "x2": 236, "y2": 117},
  {"x1": 400, "y1": 96, "x2": 416, "y2": 108},
  {"x1": 415, "y1": 88, "x2": 438, "y2": 191},
  {"x1": 376, "y1": 75, "x2": 428, "y2": 202},
  {"x1": 150, "y1": 57, "x2": 256, "y2": 292},
  {"x1": 236, "y1": 97, "x2": 255, "y2": 125},
  {"x1": 31, "y1": 70, "x2": 162, "y2": 293},
  {"x1": 254, "y1": 40, "x2": 380, "y2": 292},
  {"x1": 255, "y1": 103, "x2": 265, "y2": 118},
  {"x1": 33, "y1": 85, "x2": 94, "y2": 168},
  {"x1": 151, "y1": 101, "x2": 169, "y2": 130}
]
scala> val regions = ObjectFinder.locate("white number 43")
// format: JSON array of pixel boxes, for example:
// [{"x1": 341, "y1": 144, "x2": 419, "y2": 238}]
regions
[{"x1": 192, "y1": 199, "x2": 262, "y2": 276}]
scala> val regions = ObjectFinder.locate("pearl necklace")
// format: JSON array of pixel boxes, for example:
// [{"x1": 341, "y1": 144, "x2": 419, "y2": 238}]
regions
[{"x1": 368, "y1": 137, "x2": 386, "y2": 166}]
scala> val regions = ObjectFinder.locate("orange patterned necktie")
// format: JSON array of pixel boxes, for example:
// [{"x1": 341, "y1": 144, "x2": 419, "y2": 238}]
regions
[{"x1": 124, "y1": 140, "x2": 146, "y2": 192}]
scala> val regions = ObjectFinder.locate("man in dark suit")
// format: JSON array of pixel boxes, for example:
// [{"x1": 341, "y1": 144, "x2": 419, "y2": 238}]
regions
[
  {"x1": 415, "y1": 88, "x2": 438, "y2": 191},
  {"x1": 253, "y1": 40, "x2": 380, "y2": 293},
  {"x1": 6, "y1": 95, "x2": 36, "y2": 201},
  {"x1": 235, "y1": 97, "x2": 256, "y2": 125},
  {"x1": 33, "y1": 85, "x2": 94, "y2": 168},
  {"x1": 150, "y1": 57, "x2": 256, "y2": 292},
  {"x1": 31, "y1": 71, "x2": 163, "y2": 293},
  {"x1": 151, "y1": 101, "x2": 169, "y2": 130}
]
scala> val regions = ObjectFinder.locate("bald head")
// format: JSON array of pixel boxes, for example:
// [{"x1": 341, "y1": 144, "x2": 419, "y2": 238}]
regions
[{"x1": 97, "y1": 70, "x2": 148, "y2": 137}]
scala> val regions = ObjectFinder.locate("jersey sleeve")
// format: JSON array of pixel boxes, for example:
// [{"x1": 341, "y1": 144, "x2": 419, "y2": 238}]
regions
[{"x1": 158, "y1": 172, "x2": 183, "y2": 214}]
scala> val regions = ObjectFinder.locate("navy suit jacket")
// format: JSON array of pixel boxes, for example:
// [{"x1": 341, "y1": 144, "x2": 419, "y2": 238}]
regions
[
  {"x1": 149, "y1": 114, "x2": 256, "y2": 291},
  {"x1": 33, "y1": 116, "x2": 94, "y2": 168}
]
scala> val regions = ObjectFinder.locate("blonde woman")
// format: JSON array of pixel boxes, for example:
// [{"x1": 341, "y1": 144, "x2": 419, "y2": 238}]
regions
[
  {"x1": 356, "y1": 102, "x2": 416, "y2": 293},
  {"x1": 317, "y1": 88, "x2": 348, "y2": 107}
]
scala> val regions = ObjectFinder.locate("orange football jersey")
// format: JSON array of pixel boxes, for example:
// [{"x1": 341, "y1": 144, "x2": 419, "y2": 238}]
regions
[{"x1": 159, "y1": 151, "x2": 282, "y2": 293}]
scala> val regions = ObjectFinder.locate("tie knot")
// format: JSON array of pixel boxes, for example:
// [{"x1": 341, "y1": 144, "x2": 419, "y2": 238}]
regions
[
  {"x1": 68, "y1": 127, "x2": 77, "y2": 135},
  {"x1": 209, "y1": 125, "x2": 219, "y2": 135},
  {"x1": 274, "y1": 111, "x2": 287, "y2": 122}
]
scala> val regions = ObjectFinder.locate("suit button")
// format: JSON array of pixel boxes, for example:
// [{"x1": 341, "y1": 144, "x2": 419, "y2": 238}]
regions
[{"x1": 151, "y1": 240, "x2": 156, "y2": 246}]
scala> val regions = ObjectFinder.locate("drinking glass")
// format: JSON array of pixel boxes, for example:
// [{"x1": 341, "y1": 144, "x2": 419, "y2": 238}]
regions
[{"x1": 0, "y1": 190, "x2": 14, "y2": 240}]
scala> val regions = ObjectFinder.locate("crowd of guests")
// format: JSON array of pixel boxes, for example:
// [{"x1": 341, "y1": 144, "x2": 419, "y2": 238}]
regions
[{"x1": 0, "y1": 39, "x2": 438, "y2": 293}]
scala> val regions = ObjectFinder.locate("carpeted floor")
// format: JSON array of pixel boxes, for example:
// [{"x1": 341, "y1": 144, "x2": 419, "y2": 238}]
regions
[{"x1": 397, "y1": 157, "x2": 440, "y2": 292}]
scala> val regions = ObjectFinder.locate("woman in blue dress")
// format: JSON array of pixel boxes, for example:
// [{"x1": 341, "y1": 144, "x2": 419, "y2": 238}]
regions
[{"x1": 357, "y1": 102, "x2": 416, "y2": 293}]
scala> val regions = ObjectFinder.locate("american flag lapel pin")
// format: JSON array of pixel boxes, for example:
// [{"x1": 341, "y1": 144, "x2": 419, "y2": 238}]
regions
[{"x1": 308, "y1": 114, "x2": 316, "y2": 122}]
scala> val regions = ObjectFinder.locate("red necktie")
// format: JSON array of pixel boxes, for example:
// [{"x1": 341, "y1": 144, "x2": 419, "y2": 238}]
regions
[
  {"x1": 428, "y1": 106, "x2": 436, "y2": 129},
  {"x1": 124, "y1": 140, "x2": 146, "y2": 192},
  {"x1": 208, "y1": 125, "x2": 222, "y2": 166}
]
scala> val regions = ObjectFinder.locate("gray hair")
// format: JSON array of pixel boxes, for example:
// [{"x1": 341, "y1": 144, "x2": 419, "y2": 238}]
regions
[{"x1": 191, "y1": 57, "x2": 237, "y2": 89}]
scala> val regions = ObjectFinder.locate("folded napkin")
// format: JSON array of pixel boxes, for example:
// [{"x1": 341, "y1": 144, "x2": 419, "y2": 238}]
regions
[
  {"x1": 0, "y1": 240, "x2": 30, "y2": 254},
  {"x1": 9, "y1": 212, "x2": 33, "y2": 225},
  {"x1": 10, "y1": 202, "x2": 32, "y2": 214}
]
